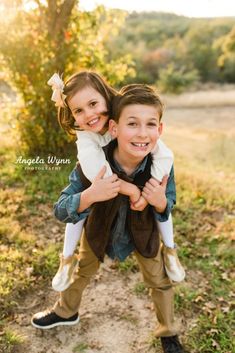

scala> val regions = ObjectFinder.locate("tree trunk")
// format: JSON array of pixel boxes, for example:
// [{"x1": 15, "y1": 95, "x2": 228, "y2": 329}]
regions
[{"x1": 47, "y1": 0, "x2": 77, "y2": 41}]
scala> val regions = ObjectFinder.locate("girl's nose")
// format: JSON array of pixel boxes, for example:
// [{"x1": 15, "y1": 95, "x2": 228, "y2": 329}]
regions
[{"x1": 84, "y1": 108, "x2": 95, "y2": 120}]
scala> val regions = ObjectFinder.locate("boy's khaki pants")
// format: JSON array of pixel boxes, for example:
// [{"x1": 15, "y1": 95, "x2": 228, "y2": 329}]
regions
[{"x1": 54, "y1": 233, "x2": 177, "y2": 337}]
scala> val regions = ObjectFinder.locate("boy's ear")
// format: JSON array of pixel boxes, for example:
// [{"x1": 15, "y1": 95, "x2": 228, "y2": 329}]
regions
[
  {"x1": 109, "y1": 119, "x2": 118, "y2": 138},
  {"x1": 158, "y1": 122, "x2": 163, "y2": 136}
]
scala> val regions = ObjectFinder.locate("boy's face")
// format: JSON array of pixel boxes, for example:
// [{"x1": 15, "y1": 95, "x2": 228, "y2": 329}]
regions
[{"x1": 109, "y1": 104, "x2": 162, "y2": 164}]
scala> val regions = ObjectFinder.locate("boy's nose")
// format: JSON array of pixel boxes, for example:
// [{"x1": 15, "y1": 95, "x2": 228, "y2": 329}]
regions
[{"x1": 137, "y1": 126, "x2": 148, "y2": 137}]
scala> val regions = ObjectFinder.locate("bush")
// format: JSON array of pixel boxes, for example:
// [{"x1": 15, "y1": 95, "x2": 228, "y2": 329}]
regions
[
  {"x1": 0, "y1": 2, "x2": 135, "y2": 156},
  {"x1": 157, "y1": 64, "x2": 199, "y2": 93}
]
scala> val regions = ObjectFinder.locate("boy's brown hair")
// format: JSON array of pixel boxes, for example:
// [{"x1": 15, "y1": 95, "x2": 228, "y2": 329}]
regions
[
  {"x1": 112, "y1": 84, "x2": 164, "y2": 122},
  {"x1": 58, "y1": 71, "x2": 117, "y2": 134}
]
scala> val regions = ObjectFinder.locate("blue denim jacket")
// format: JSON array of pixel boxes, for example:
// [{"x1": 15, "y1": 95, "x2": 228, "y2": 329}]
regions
[{"x1": 54, "y1": 156, "x2": 176, "y2": 261}]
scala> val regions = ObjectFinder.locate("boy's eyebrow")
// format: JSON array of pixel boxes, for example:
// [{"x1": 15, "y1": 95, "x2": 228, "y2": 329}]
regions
[{"x1": 127, "y1": 116, "x2": 158, "y2": 121}]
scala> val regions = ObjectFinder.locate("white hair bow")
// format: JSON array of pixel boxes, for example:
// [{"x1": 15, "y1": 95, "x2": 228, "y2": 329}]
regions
[{"x1": 47, "y1": 73, "x2": 67, "y2": 107}]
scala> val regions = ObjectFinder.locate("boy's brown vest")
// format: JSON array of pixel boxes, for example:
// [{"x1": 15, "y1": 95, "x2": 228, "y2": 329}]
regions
[{"x1": 77, "y1": 140, "x2": 160, "y2": 261}]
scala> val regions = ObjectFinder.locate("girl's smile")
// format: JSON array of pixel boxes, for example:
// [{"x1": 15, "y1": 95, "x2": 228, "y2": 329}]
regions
[{"x1": 68, "y1": 86, "x2": 108, "y2": 133}]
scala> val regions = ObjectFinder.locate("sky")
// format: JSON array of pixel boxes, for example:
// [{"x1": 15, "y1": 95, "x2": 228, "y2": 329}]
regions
[{"x1": 79, "y1": 0, "x2": 235, "y2": 18}]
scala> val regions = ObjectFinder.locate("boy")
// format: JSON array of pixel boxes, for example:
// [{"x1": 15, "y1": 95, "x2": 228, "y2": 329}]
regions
[{"x1": 31, "y1": 84, "x2": 186, "y2": 353}]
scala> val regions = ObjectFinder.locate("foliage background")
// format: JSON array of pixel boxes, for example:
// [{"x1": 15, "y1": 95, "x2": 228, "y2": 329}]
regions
[
  {"x1": 0, "y1": 1, "x2": 235, "y2": 155},
  {"x1": 0, "y1": 2, "x2": 234, "y2": 353}
]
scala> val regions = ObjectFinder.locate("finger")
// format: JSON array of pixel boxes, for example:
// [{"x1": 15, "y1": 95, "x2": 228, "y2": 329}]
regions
[
  {"x1": 161, "y1": 175, "x2": 168, "y2": 187},
  {"x1": 133, "y1": 200, "x2": 141, "y2": 208},
  {"x1": 94, "y1": 166, "x2": 107, "y2": 181},
  {"x1": 146, "y1": 180, "x2": 159, "y2": 189},
  {"x1": 142, "y1": 191, "x2": 150, "y2": 200},
  {"x1": 142, "y1": 191, "x2": 147, "y2": 198},
  {"x1": 148, "y1": 178, "x2": 160, "y2": 187},
  {"x1": 111, "y1": 180, "x2": 121, "y2": 188},
  {"x1": 111, "y1": 192, "x2": 119, "y2": 198},
  {"x1": 110, "y1": 185, "x2": 120, "y2": 192},
  {"x1": 111, "y1": 173, "x2": 119, "y2": 181},
  {"x1": 143, "y1": 184, "x2": 155, "y2": 193}
]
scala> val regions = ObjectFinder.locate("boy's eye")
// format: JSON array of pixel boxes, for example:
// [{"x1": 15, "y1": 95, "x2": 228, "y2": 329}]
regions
[
  {"x1": 148, "y1": 122, "x2": 157, "y2": 127},
  {"x1": 128, "y1": 122, "x2": 137, "y2": 126}
]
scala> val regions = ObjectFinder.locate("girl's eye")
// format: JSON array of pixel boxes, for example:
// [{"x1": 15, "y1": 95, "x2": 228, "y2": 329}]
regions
[
  {"x1": 75, "y1": 109, "x2": 82, "y2": 114},
  {"x1": 90, "y1": 101, "x2": 97, "y2": 107}
]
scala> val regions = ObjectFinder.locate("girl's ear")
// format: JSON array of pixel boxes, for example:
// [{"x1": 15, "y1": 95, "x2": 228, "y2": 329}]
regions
[{"x1": 109, "y1": 119, "x2": 118, "y2": 138}]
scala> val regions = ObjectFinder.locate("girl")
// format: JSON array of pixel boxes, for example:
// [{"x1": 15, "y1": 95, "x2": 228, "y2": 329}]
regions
[{"x1": 47, "y1": 72, "x2": 185, "y2": 291}]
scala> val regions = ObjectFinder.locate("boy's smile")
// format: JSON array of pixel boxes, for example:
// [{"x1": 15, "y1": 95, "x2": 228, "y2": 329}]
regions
[
  {"x1": 110, "y1": 104, "x2": 162, "y2": 172},
  {"x1": 68, "y1": 86, "x2": 108, "y2": 133}
]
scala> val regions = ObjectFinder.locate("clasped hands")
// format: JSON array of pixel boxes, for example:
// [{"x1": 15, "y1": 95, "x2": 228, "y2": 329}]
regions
[
  {"x1": 86, "y1": 166, "x2": 168, "y2": 214},
  {"x1": 128, "y1": 175, "x2": 168, "y2": 212}
]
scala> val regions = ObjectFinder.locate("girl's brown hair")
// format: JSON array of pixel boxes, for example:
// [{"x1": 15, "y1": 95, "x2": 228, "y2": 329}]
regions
[{"x1": 58, "y1": 71, "x2": 117, "y2": 134}]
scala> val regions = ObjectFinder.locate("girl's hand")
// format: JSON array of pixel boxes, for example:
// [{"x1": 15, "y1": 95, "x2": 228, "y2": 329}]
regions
[
  {"x1": 130, "y1": 195, "x2": 148, "y2": 211},
  {"x1": 142, "y1": 175, "x2": 168, "y2": 213},
  {"x1": 79, "y1": 166, "x2": 120, "y2": 211}
]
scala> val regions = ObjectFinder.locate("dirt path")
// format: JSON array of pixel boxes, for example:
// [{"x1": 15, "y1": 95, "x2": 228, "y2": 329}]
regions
[{"x1": 8, "y1": 255, "x2": 189, "y2": 353}]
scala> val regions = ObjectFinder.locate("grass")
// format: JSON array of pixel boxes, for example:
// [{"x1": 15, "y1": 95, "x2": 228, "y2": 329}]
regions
[
  {"x1": 133, "y1": 282, "x2": 147, "y2": 296},
  {"x1": 119, "y1": 313, "x2": 139, "y2": 325},
  {"x1": 118, "y1": 256, "x2": 138, "y2": 273},
  {"x1": 0, "y1": 139, "x2": 76, "y2": 352},
  {"x1": 72, "y1": 342, "x2": 89, "y2": 352},
  {"x1": 188, "y1": 311, "x2": 234, "y2": 353},
  {"x1": 0, "y1": 328, "x2": 25, "y2": 353}
]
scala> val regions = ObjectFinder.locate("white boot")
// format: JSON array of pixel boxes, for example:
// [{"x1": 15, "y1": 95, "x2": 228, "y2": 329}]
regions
[
  {"x1": 162, "y1": 245, "x2": 185, "y2": 282},
  {"x1": 52, "y1": 254, "x2": 79, "y2": 292}
]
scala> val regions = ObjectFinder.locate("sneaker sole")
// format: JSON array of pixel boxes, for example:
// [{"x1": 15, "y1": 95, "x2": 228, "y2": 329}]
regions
[{"x1": 31, "y1": 316, "x2": 80, "y2": 330}]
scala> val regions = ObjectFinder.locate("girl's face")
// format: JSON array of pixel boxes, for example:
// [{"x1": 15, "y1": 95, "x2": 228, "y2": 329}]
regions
[{"x1": 68, "y1": 86, "x2": 108, "y2": 133}]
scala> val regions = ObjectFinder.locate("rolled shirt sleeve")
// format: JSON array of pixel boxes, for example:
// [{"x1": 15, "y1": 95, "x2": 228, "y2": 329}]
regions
[
  {"x1": 154, "y1": 166, "x2": 176, "y2": 222},
  {"x1": 53, "y1": 167, "x2": 90, "y2": 223}
]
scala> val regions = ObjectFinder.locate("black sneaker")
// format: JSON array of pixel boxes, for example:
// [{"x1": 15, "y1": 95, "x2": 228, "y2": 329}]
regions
[
  {"x1": 161, "y1": 335, "x2": 185, "y2": 353},
  {"x1": 31, "y1": 310, "x2": 80, "y2": 329}
]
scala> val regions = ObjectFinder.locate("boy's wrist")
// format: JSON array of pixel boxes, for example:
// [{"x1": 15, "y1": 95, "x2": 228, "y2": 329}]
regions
[
  {"x1": 78, "y1": 188, "x2": 94, "y2": 211},
  {"x1": 119, "y1": 180, "x2": 139, "y2": 198},
  {"x1": 154, "y1": 197, "x2": 167, "y2": 214},
  {"x1": 129, "y1": 184, "x2": 141, "y2": 202}
]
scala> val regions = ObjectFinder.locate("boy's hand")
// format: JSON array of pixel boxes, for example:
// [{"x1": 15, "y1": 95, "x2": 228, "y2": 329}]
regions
[
  {"x1": 130, "y1": 195, "x2": 148, "y2": 211},
  {"x1": 119, "y1": 179, "x2": 141, "y2": 203},
  {"x1": 79, "y1": 166, "x2": 120, "y2": 210},
  {"x1": 129, "y1": 186, "x2": 141, "y2": 204},
  {"x1": 90, "y1": 166, "x2": 120, "y2": 201},
  {"x1": 142, "y1": 175, "x2": 168, "y2": 213}
]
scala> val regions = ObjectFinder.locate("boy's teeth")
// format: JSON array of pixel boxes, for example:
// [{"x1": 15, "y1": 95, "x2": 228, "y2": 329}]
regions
[{"x1": 132, "y1": 143, "x2": 148, "y2": 147}]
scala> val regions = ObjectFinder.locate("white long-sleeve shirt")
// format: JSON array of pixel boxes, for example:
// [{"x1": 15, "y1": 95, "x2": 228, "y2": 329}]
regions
[{"x1": 76, "y1": 131, "x2": 173, "y2": 182}]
